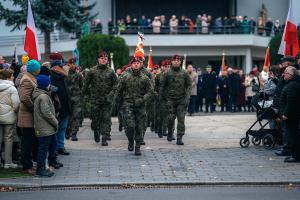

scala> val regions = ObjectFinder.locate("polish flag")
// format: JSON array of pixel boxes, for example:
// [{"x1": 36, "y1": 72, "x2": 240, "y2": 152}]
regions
[
  {"x1": 134, "y1": 32, "x2": 145, "y2": 60},
  {"x1": 147, "y1": 47, "x2": 154, "y2": 70},
  {"x1": 24, "y1": 0, "x2": 41, "y2": 60},
  {"x1": 278, "y1": 0, "x2": 299, "y2": 57},
  {"x1": 263, "y1": 47, "x2": 270, "y2": 68}
]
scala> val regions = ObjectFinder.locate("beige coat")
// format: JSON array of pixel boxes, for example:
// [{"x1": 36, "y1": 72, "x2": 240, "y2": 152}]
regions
[
  {"x1": 189, "y1": 71, "x2": 198, "y2": 96},
  {"x1": 244, "y1": 76, "x2": 258, "y2": 98},
  {"x1": 17, "y1": 72, "x2": 37, "y2": 128}
]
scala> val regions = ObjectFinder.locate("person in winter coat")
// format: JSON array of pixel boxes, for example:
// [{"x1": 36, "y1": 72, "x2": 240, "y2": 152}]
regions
[
  {"x1": 50, "y1": 60, "x2": 71, "y2": 155},
  {"x1": 202, "y1": 65, "x2": 217, "y2": 113},
  {"x1": 217, "y1": 71, "x2": 229, "y2": 112},
  {"x1": 244, "y1": 71, "x2": 259, "y2": 112},
  {"x1": 0, "y1": 69, "x2": 20, "y2": 168},
  {"x1": 279, "y1": 66, "x2": 300, "y2": 162},
  {"x1": 227, "y1": 67, "x2": 241, "y2": 112},
  {"x1": 33, "y1": 75, "x2": 58, "y2": 177},
  {"x1": 186, "y1": 64, "x2": 198, "y2": 116},
  {"x1": 237, "y1": 70, "x2": 246, "y2": 112},
  {"x1": 263, "y1": 65, "x2": 279, "y2": 100},
  {"x1": 17, "y1": 59, "x2": 40, "y2": 174}
]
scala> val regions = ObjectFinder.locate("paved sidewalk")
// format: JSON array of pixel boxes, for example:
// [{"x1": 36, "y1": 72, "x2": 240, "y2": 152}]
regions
[{"x1": 1, "y1": 113, "x2": 300, "y2": 187}]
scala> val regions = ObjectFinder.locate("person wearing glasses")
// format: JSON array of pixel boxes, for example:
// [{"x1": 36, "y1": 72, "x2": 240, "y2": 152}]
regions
[{"x1": 280, "y1": 66, "x2": 300, "y2": 162}]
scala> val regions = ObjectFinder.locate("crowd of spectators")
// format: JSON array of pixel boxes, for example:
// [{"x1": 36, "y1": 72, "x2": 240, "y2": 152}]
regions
[
  {"x1": 184, "y1": 54, "x2": 300, "y2": 162},
  {"x1": 0, "y1": 53, "x2": 78, "y2": 177},
  {"x1": 80, "y1": 14, "x2": 300, "y2": 36}
]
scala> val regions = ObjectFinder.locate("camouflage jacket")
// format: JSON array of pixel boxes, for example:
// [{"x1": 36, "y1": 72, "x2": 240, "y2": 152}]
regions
[
  {"x1": 66, "y1": 69, "x2": 83, "y2": 104},
  {"x1": 160, "y1": 67, "x2": 192, "y2": 102},
  {"x1": 83, "y1": 64, "x2": 117, "y2": 105},
  {"x1": 115, "y1": 68, "x2": 153, "y2": 107}
]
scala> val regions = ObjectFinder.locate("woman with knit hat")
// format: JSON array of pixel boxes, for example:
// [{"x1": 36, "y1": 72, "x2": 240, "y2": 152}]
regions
[{"x1": 17, "y1": 59, "x2": 40, "y2": 175}]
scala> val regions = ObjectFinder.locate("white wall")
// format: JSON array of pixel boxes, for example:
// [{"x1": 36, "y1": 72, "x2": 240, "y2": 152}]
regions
[
  {"x1": 88, "y1": 0, "x2": 112, "y2": 32},
  {"x1": 237, "y1": 0, "x2": 289, "y2": 23}
]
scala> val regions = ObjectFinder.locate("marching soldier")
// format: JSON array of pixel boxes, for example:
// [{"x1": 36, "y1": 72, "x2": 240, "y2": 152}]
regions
[
  {"x1": 83, "y1": 51, "x2": 117, "y2": 146},
  {"x1": 160, "y1": 55, "x2": 192, "y2": 145},
  {"x1": 114, "y1": 57, "x2": 153, "y2": 155},
  {"x1": 66, "y1": 58, "x2": 83, "y2": 141}
]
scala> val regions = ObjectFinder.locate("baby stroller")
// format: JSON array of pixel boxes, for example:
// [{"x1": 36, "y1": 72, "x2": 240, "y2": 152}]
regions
[{"x1": 239, "y1": 92, "x2": 282, "y2": 149}]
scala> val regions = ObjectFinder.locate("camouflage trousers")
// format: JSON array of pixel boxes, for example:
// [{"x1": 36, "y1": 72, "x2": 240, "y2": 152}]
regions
[
  {"x1": 122, "y1": 103, "x2": 146, "y2": 144},
  {"x1": 90, "y1": 104, "x2": 112, "y2": 139},
  {"x1": 146, "y1": 101, "x2": 155, "y2": 130},
  {"x1": 155, "y1": 100, "x2": 168, "y2": 134},
  {"x1": 68, "y1": 104, "x2": 83, "y2": 136},
  {"x1": 166, "y1": 100, "x2": 187, "y2": 136}
]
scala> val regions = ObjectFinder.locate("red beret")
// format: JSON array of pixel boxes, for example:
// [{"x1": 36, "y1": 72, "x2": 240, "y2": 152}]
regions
[
  {"x1": 49, "y1": 52, "x2": 63, "y2": 60},
  {"x1": 161, "y1": 59, "x2": 171, "y2": 66},
  {"x1": 153, "y1": 65, "x2": 160, "y2": 70},
  {"x1": 172, "y1": 55, "x2": 181, "y2": 60}
]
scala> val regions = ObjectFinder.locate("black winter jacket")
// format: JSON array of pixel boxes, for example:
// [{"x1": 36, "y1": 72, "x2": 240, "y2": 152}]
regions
[{"x1": 280, "y1": 75, "x2": 300, "y2": 120}]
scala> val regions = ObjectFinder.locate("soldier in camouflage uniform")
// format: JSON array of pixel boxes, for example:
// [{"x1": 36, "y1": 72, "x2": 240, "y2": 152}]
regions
[
  {"x1": 155, "y1": 59, "x2": 171, "y2": 138},
  {"x1": 66, "y1": 58, "x2": 84, "y2": 141},
  {"x1": 114, "y1": 57, "x2": 153, "y2": 155},
  {"x1": 139, "y1": 64, "x2": 153, "y2": 145},
  {"x1": 160, "y1": 55, "x2": 192, "y2": 145},
  {"x1": 83, "y1": 51, "x2": 117, "y2": 146}
]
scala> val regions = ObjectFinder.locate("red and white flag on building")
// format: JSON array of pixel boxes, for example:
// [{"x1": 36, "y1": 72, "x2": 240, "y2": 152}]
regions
[
  {"x1": 134, "y1": 32, "x2": 145, "y2": 60},
  {"x1": 24, "y1": 0, "x2": 41, "y2": 60},
  {"x1": 263, "y1": 46, "x2": 270, "y2": 68},
  {"x1": 278, "y1": 0, "x2": 299, "y2": 57}
]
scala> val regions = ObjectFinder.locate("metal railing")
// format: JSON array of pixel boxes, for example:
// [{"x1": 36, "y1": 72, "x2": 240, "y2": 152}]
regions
[{"x1": 0, "y1": 25, "x2": 282, "y2": 47}]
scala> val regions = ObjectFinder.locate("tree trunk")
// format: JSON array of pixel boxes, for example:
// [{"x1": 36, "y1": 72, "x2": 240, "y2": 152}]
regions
[{"x1": 44, "y1": 31, "x2": 51, "y2": 60}]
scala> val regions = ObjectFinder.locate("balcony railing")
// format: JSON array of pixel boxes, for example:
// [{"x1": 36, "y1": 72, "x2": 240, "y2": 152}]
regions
[{"x1": 0, "y1": 25, "x2": 281, "y2": 47}]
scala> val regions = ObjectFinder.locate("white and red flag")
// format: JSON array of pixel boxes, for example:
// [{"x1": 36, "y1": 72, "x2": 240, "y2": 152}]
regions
[
  {"x1": 24, "y1": 0, "x2": 41, "y2": 60},
  {"x1": 134, "y1": 32, "x2": 145, "y2": 60},
  {"x1": 147, "y1": 47, "x2": 154, "y2": 70},
  {"x1": 278, "y1": 0, "x2": 299, "y2": 57}
]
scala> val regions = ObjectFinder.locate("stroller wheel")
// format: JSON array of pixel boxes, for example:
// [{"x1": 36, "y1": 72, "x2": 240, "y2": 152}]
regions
[
  {"x1": 262, "y1": 134, "x2": 275, "y2": 150},
  {"x1": 240, "y1": 138, "x2": 250, "y2": 148},
  {"x1": 251, "y1": 137, "x2": 261, "y2": 146}
]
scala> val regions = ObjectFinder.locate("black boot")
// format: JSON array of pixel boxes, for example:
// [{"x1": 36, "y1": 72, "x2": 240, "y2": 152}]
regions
[
  {"x1": 102, "y1": 138, "x2": 108, "y2": 146},
  {"x1": 107, "y1": 136, "x2": 111, "y2": 141},
  {"x1": 128, "y1": 138, "x2": 134, "y2": 151},
  {"x1": 119, "y1": 124, "x2": 123, "y2": 132},
  {"x1": 36, "y1": 167, "x2": 54, "y2": 177},
  {"x1": 49, "y1": 160, "x2": 63, "y2": 169},
  {"x1": 158, "y1": 131, "x2": 163, "y2": 138},
  {"x1": 167, "y1": 132, "x2": 174, "y2": 142},
  {"x1": 135, "y1": 145, "x2": 141, "y2": 156},
  {"x1": 71, "y1": 134, "x2": 78, "y2": 141},
  {"x1": 94, "y1": 131, "x2": 100, "y2": 143},
  {"x1": 176, "y1": 135, "x2": 184, "y2": 145}
]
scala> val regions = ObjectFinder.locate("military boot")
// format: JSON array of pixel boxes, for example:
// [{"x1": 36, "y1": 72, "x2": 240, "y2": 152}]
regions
[
  {"x1": 119, "y1": 124, "x2": 123, "y2": 132},
  {"x1": 167, "y1": 132, "x2": 175, "y2": 142},
  {"x1": 135, "y1": 145, "x2": 141, "y2": 156},
  {"x1": 128, "y1": 137, "x2": 134, "y2": 152},
  {"x1": 94, "y1": 131, "x2": 100, "y2": 143},
  {"x1": 102, "y1": 137, "x2": 108, "y2": 146},
  {"x1": 107, "y1": 135, "x2": 111, "y2": 141},
  {"x1": 176, "y1": 135, "x2": 184, "y2": 145}
]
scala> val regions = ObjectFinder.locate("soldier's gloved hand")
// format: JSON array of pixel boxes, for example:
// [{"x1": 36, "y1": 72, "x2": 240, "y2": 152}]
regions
[{"x1": 134, "y1": 98, "x2": 144, "y2": 107}]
